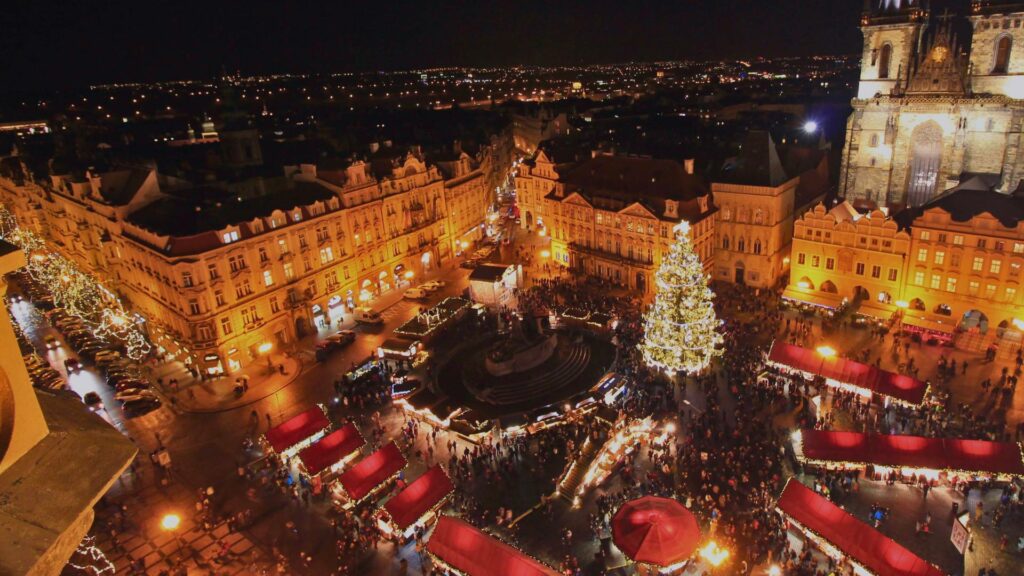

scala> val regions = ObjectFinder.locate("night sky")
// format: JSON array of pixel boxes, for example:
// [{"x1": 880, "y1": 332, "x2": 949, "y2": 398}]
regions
[{"x1": 1, "y1": 0, "x2": 967, "y2": 91}]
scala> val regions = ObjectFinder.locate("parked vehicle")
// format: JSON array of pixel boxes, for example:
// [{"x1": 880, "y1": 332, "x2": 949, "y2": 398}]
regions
[
  {"x1": 43, "y1": 335, "x2": 61, "y2": 350},
  {"x1": 82, "y1": 392, "x2": 102, "y2": 408},
  {"x1": 353, "y1": 307, "x2": 384, "y2": 325},
  {"x1": 420, "y1": 280, "x2": 445, "y2": 292},
  {"x1": 121, "y1": 397, "x2": 161, "y2": 416},
  {"x1": 64, "y1": 357, "x2": 83, "y2": 373},
  {"x1": 115, "y1": 388, "x2": 157, "y2": 402},
  {"x1": 403, "y1": 288, "x2": 428, "y2": 300}
]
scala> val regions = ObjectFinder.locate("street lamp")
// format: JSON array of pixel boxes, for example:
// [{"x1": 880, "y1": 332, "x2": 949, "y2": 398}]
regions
[
  {"x1": 699, "y1": 541, "x2": 729, "y2": 568},
  {"x1": 161, "y1": 513, "x2": 181, "y2": 531},
  {"x1": 803, "y1": 120, "x2": 818, "y2": 133},
  {"x1": 540, "y1": 249, "x2": 551, "y2": 259},
  {"x1": 815, "y1": 345, "x2": 836, "y2": 358}
]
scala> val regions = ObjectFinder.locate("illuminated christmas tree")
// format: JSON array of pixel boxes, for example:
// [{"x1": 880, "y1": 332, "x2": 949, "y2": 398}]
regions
[{"x1": 639, "y1": 221, "x2": 722, "y2": 374}]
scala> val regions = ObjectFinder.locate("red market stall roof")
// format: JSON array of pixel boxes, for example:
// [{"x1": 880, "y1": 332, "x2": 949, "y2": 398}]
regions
[
  {"x1": 798, "y1": 429, "x2": 1024, "y2": 477},
  {"x1": 427, "y1": 516, "x2": 560, "y2": 576},
  {"x1": 611, "y1": 496, "x2": 701, "y2": 567},
  {"x1": 767, "y1": 342, "x2": 928, "y2": 405},
  {"x1": 776, "y1": 480, "x2": 944, "y2": 576},
  {"x1": 297, "y1": 423, "x2": 365, "y2": 476},
  {"x1": 337, "y1": 442, "x2": 407, "y2": 502},
  {"x1": 265, "y1": 407, "x2": 330, "y2": 453},
  {"x1": 384, "y1": 465, "x2": 454, "y2": 531}
]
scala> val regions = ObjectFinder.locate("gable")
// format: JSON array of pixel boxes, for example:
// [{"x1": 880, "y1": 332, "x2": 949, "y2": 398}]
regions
[{"x1": 619, "y1": 202, "x2": 656, "y2": 219}]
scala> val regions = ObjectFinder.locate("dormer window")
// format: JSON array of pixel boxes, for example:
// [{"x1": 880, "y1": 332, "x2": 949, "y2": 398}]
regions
[
  {"x1": 292, "y1": 210, "x2": 303, "y2": 222},
  {"x1": 222, "y1": 229, "x2": 240, "y2": 244}
]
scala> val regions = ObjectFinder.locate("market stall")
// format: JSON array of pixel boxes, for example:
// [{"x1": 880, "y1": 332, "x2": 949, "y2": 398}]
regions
[
  {"x1": 794, "y1": 429, "x2": 1024, "y2": 482},
  {"x1": 766, "y1": 341, "x2": 929, "y2": 406},
  {"x1": 380, "y1": 465, "x2": 454, "y2": 539},
  {"x1": 333, "y1": 441, "x2": 407, "y2": 507},
  {"x1": 377, "y1": 338, "x2": 425, "y2": 366},
  {"x1": 394, "y1": 297, "x2": 471, "y2": 343},
  {"x1": 297, "y1": 423, "x2": 366, "y2": 480},
  {"x1": 775, "y1": 479, "x2": 944, "y2": 576},
  {"x1": 571, "y1": 418, "x2": 654, "y2": 504},
  {"x1": 426, "y1": 516, "x2": 560, "y2": 576},
  {"x1": 263, "y1": 406, "x2": 331, "y2": 458},
  {"x1": 612, "y1": 496, "x2": 701, "y2": 573}
]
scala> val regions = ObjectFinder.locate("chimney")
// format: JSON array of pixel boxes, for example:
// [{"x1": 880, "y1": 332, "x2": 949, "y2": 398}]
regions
[{"x1": 684, "y1": 158, "x2": 695, "y2": 175}]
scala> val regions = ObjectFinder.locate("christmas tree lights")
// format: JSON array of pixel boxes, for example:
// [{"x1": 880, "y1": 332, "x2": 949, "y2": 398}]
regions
[{"x1": 639, "y1": 221, "x2": 722, "y2": 375}]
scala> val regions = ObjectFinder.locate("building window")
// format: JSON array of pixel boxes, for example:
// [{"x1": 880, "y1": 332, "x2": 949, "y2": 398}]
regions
[
  {"x1": 953, "y1": 235, "x2": 964, "y2": 246},
  {"x1": 920, "y1": 231, "x2": 931, "y2": 241},
  {"x1": 888, "y1": 268, "x2": 898, "y2": 281},
  {"x1": 214, "y1": 290, "x2": 225, "y2": 307},
  {"x1": 826, "y1": 258, "x2": 835, "y2": 270},
  {"x1": 208, "y1": 263, "x2": 220, "y2": 280},
  {"x1": 753, "y1": 240, "x2": 762, "y2": 255},
  {"x1": 934, "y1": 251, "x2": 945, "y2": 265},
  {"x1": 259, "y1": 247, "x2": 269, "y2": 263},
  {"x1": 813, "y1": 255, "x2": 821, "y2": 268},
  {"x1": 913, "y1": 271, "x2": 925, "y2": 285},
  {"x1": 222, "y1": 230, "x2": 240, "y2": 244},
  {"x1": 284, "y1": 262, "x2": 295, "y2": 281},
  {"x1": 1007, "y1": 287, "x2": 1018, "y2": 302},
  {"x1": 985, "y1": 284, "x2": 997, "y2": 298},
  {"x1": 917, "y1": 248, "x2": 928, "y2": 262},
  {"x1": 973, "y1": 257, "x2": 984, "y2": 272},
  {"x1": 1011, "y1": 262, "x2": 1022, "y2": 277},
  {"x1": 797, "y1": 253, "x2": 805, "y2": 265},
  {"x1": 722, "y1": 236, "x2": 730, "y2": 250},
  {"x1": 991, "y1": 259, "x2": 1002, "y2": 274},
  {"x1": 946, "y1": 277, "x2": 957, "y2": 292},
  {"x1": 855, "y1": 262, "x2": 865, "y2": 275},
  {"x1": 969, "y1": 280, "x2": 980, "y2": 295},
  {"x1": 320, "y1": 246, "x2": 334, "y2": 264},
  {"x1": 270, "y1": 296, "x2": 280, "y2": 313},
  {"x1": 878, "y1": 43, "x2": 893, "y2": 79},
  {"x1": 229, "y1": 255, "x2": 247, "y2": 273},
  {"x1": 1014, "y1": 242, "x2": 1024, "y2": 254},
  {"x1": 994, "y1": 35, "x2": 1012, "y2": 74},
  {"x1": 188, "y1": 299, "x2": 200, "y2": 315},
  {"x1": 220, "y1": 317, "x2": 233, "y2": 335},
  {"x1": 182, "y1": 272, "x2": 194, "y2": 287},
  {"x1": 871, "y1": 265, "x2": 881, "y2": 279},
  {"x1": 950, "y1": 253, "x2": 961, "y2": 267},
  {"x1": 263, "y1": 270, "x2": 274, "y2": 287},
  {"x1": 197, "y1": 325, "x2": 212, "y2": 341},
  {"x1": 930, "y1": 274, "x2": 941, "y2": 289},
  {"x1": 978, "y1": 239, "x2": 987, "y2": 249}
]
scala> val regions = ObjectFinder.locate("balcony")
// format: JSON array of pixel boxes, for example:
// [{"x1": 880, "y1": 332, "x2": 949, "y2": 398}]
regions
[
  {"x1": 229, "y1": 265, "x2": 249, "y2": 279},
  {"x1": 569, "y1": 242, "x2": 654, "y2": 269}
]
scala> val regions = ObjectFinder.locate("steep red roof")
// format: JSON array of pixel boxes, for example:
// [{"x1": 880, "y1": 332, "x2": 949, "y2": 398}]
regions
[
  {"x1": 767, "y1": 342, "x2": 928, "y2": 405},
  {"x1": 297, "y1": 423, "x2": 365, "y2": 476},
  {"x1": 337, "y1": 442, "x2": 407, "y2": 502},
  {"x1": 427, "y1": 516, "x2": 560, "y2": 576},
  {"x1": 777, "y1": 480, "x2": 944, "y2": 576},
  {"x1": 265, "y1": 407, "x2": 330, "y2": 453},
  {"x1": 383, "y1": 465, "x2": 454, "y2": 530},
  {"x1": 798, "y1": 429, "x2": 1024, "y2": 477}
]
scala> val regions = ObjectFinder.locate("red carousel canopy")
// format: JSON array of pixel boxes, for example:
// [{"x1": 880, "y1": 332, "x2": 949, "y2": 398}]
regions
[
  {"x1": 427, "y1": 516, "x2": 560, "y2": 576},
  {"x1": 384, "y1": 465, "x2": 454, "y2": 531},
  {"x1": 265, "y1": 407, "x2": 330, "y2": 453},
  {"x1": 777, "y1": 480, "x2": 944, "y2": 576},
  {"x1": 297, "y1": 423, "x2": 365, "y2": 476},
  {"x1": 611, "y1": 496, "x2": 701, "y2": 567},
  {"x1": 337, "y1": 441, "x2": 407, "y2": 502},
  {"x1": 767, "y1": 342, "x2": 928, "y2": 405},
  {"x1": 798, "y1": 429, "x2": 1024, "y2": 477}
]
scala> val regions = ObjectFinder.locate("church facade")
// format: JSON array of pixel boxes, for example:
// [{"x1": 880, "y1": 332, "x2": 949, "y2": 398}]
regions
[{"x1": 840, "y1": 0, "x2": 1024, "y2": 208}]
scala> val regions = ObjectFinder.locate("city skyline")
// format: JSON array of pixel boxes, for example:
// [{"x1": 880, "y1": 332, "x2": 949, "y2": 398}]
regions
[{"x1": 1, "y1": 0, "x2": 894, "y2": 92}]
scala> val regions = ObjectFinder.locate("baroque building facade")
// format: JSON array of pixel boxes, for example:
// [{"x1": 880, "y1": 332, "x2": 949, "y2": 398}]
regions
[
  {"x1": 0, "y1": 136, "x2": 511, "y2": 376},
  {"x1": 841, "y1": 0, "x2": 1024, "y2": 209}
]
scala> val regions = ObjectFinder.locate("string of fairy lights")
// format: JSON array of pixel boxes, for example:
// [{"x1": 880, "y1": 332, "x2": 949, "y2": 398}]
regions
[
  {"x1": 0, "y1": 205, "x2": 152, "y2": 359},
  {"x1": 66, "y1": 536, "x2": 115, "y2": 575}
]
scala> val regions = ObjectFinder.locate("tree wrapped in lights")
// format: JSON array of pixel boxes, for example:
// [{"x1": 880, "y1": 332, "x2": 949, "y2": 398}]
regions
[
  {"x1": 0, "y1": 205, "x2": 151, "y2": 359},
  {"x1": 639, "y1": 221, "x2": 722, "y2": 375}
]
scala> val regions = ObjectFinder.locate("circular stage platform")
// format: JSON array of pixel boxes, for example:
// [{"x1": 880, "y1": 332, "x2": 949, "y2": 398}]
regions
[{"x1": 434, "y1": 328, "x2": 616, "y2": 420}]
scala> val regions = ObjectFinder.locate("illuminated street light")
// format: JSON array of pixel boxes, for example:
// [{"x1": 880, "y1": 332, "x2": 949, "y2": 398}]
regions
[
  {"x1": 803, "y1": 120, "x2": 818, "y2": 133},
  {"x1": 768, "y1": 565, "x2": 782, "y2": 576},
  {"x1": 161, "y1": 513, "x2": 181, "y2": 531},
  {"x1": 699, "y1": 541, "x2": 729, "y2": 567},
  {"x1": 404, "y1": 270, "x2": 415, "y2": 280},
  {"x1": 895, "y1": 300, "x2": 909, "y2": 309},
  {"x1": 540, "y1": 249, "x2": 551, "y2": 258},
  {"x1": 815, "y1": 345, "x2": 836, "y2": 358},
  {"x1": 258, "y1": 342, "x2": 273, "y2": 354}
]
